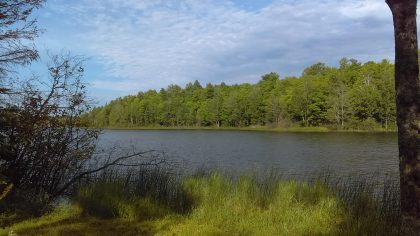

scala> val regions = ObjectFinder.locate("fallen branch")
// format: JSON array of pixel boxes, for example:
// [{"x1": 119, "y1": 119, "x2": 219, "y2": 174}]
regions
[{"x1": 50, "y1": 150, "x2": 160, "y2": 201}]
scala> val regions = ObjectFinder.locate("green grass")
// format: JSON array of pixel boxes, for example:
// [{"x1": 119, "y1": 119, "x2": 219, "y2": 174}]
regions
[
  {"x1": 161, "y1": 175, "x2": 343, "y2": 236},
  {"x1": 1, "y1": 170, "x2": 400, "y2": 236},
  {"x1": 0, "y1": 205, "x2": 170, "y2": 236}
]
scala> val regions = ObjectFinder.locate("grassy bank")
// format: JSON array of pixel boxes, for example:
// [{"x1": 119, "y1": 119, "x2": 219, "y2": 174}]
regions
[
  {"x1": 1, "y1": 169, "x2": 400, "y2": 236},
  {"x1": 102, "y1": 126, "x2": 396, "y2": 133}
]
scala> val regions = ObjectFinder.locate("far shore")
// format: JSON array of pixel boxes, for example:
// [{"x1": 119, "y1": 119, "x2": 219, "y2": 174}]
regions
[{"x1": 97, "y1": 126, "x2": 397, "y2": 133}]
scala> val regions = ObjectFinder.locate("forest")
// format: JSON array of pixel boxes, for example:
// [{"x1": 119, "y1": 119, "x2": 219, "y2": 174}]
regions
[
  {"x1": 84, "y1": 58, "x2": 396, "y2": 130},
  {"x1": 2, "y1": 0, "x2": 420, "y2": 235}
]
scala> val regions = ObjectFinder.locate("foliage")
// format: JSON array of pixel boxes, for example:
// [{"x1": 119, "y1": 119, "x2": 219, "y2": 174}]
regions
[
  {"x1": 84, "y1": 58, "x2": 397, "y2": 130},
  {"x1": 0, "y1": 0, "x2": 45, "y2": 209},
  {"x1": 0, "y1": 54, "x2": 156, "y2": 217},
  {"x1": 0, "y1": 54, "x2": 100, "y2": 214}
]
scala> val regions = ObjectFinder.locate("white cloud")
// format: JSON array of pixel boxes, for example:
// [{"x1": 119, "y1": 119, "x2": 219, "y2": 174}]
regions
[
  {"x1": 339, "y1": 0, "x2": 390, "y2": 19},
  {"x1": 42, "y1": 0, "x2": 396, "y2": 96}
]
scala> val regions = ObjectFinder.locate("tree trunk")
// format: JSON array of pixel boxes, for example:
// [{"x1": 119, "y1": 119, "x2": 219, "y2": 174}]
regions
[
  {"x1": 386, "y1": 0, "x2": 420, "y2": 234},
  {"x1": 341, "y1": 92, "x2": 345, "y2": 129}
]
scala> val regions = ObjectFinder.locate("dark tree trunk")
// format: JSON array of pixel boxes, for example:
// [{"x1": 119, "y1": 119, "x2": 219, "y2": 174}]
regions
[{"x1": 386, "y1": 0, "x2": 420, "y2": 234}]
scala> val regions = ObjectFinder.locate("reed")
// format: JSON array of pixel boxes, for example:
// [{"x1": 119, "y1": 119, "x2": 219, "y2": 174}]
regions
[{"x1": 1, "y1": 167, "x2": 400, "y2": 236}]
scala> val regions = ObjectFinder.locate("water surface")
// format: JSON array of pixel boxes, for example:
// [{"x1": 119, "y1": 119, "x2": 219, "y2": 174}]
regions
[{"x1": 98, "y1": 130, "x2": 398, "y2": 177}]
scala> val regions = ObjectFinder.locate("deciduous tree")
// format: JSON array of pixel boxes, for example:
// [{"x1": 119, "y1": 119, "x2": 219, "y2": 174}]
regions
[{"x1": 386, "y1": 0, "x2": 420, "y2": 234}]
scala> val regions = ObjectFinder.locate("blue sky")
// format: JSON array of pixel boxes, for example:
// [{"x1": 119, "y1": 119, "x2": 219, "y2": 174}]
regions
[{"x1": 30, "y1": 0, "x2": 395, "y2": 104}]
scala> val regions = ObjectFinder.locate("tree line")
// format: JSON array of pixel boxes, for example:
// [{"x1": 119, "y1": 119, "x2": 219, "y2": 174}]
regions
[{"x1": 84, "y1": 58, "x2": 397, "y2": 130}]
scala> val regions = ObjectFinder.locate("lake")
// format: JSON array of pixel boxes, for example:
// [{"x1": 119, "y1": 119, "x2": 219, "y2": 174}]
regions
[{"x1": 97, "y1": 130, "x2": 399, "y2": 178}]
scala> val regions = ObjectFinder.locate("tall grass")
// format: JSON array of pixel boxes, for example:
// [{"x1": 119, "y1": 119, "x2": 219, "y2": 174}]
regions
[
  {"x1": 307, "y1": 171, "x2": 400, "y2": 235},
  {"x1": 2, "y1": 167, "x2": 400, "y2": 236},
  {"x1": 74, "y1": 168, "x2": 192, "y2": 220}
]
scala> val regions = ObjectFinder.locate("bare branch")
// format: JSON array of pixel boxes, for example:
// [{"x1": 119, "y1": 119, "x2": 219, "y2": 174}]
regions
[{"x1": 51, "y1": 151, "x2": 157, "y2": 200}]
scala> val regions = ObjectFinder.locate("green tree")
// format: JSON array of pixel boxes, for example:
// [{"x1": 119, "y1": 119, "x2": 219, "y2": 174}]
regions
[
  {"x1": 108, "y1": 102, "x2": 126, "y2": 127},
  {"x1": 83, "y1": 58, "x2": 401, "y2": 131},
  {"x1": 327, "y1": 69, "x2": 350, "y2": 129}
]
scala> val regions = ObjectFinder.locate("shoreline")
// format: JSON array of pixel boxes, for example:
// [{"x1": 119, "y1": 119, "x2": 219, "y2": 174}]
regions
[{"x1": 96, "y1": 126, "x2": 397, "y2": 133}]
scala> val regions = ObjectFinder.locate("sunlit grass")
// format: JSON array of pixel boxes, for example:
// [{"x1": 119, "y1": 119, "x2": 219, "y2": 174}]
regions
[
  {"x1": 0, "y1": 206, "x2": 171, "y2": 236},
  {"x1": 158, "y1": 175, "x2": 343, "y2": 236},
  {"x1": 2, "y1": 170, "x2": 400, "y2": 236},
  {"x1": 0, "y1": 205, "x2": 82, "y2": 236}
]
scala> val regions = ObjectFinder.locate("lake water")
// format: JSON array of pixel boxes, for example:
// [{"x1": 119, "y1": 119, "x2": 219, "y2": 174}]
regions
[{"x1": 97, "y1": 130, "x2": 399, "y2": 178}]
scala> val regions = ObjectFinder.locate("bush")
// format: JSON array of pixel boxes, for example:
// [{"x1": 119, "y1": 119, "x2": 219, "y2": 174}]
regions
[{"x1": 346, "y1": 118, "x2": 382, "y2": 131}]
